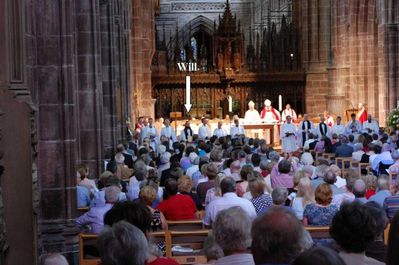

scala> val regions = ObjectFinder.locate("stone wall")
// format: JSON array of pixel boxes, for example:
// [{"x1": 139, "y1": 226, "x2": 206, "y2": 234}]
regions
[
  {"x1": 297, "y1": 0, "x2": 399, "y2": 122},
  {"x1": 0, "y1": 0, "x2": 133, "y2": 264}
]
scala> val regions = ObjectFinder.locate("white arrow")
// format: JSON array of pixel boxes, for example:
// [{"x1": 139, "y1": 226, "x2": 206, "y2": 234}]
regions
[{"x1": 184, "y1": 75, "x2": 192, "y2": 113}]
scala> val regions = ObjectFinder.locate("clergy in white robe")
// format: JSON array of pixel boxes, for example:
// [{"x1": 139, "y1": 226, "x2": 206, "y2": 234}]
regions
[
  {"x1": 160, "y1": 118, "x2": 176, "y2": 149},
  {"x1": 332, "y1": 116, "x2": 346, "y2": 136},
  {"x1": 213, "y1": 121, "x2": 227, "y2": 138},
  {"x1": 297, "y1": 114, "x2": 314, "y2": 147},
  {"x1": 281, "y1": 116, "x2": 297, "y2": 153},
  {"x1": 198, "y1": 118, "x2": 211, "y2": 140},
  {"x1": 230, "y1": 119, "x2": 245, "y2": 138},
  {"x1": 244, "y1": 101, "x2": 261, "y2": 138},
  {"x1": 346, "y1": 113, "x2": 362, "y2": 135},
  {"x1": 362, "y1": 114, "x2": 379, "y2": 134},
  {"x1": 281, "y1": 104, "x2": 298, "y2": 122},
  {"x1": 244, "y1": 101, "x2": 261, "y2": 123},
  {"x1": 140, "y1": 118, "x2": 159, "y2": 151}
]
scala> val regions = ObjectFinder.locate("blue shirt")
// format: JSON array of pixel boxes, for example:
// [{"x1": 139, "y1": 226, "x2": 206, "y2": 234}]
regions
[
  {"x1": 303, "y1": 203, "x2": 338, "y2": 226},
  {"x1": 369, "y1": 190, "x2": 391, "y2": 207},
  {"x1": 77, "y1": 186, "x2": 90, "y2": 208}
]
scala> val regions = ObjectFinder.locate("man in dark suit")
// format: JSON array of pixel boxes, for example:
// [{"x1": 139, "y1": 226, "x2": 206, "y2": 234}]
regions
[
  {"x1": 116, "y1": 144, "x2": 134, "y2": 168},
  {"x1": 335, "y1": 135, "x2": 354, "y2": 158}
]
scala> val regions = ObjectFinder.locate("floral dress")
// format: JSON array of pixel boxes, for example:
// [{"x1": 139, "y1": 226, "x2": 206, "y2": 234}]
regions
[{"x1": 303, "y1": 203, "x2": 338, "y2": 226}]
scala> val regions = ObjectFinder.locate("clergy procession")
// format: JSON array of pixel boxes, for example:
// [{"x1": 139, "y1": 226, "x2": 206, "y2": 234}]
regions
[{"x1": 136, "y1": 99, "x2": 380, "y2": 156}]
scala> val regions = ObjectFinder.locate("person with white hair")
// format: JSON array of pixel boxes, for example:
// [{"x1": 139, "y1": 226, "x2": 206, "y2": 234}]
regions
[
  {"x1": 40, "y1": 253, "x2": 69, "y2": 265},
  {"x1": 76, "y1": 185, "x2": 121, "y2": 234},
  {"x1": 281, "y1": 104, "x2": 297, "y2": 122},
  {"x1": 260, "y1": 99, "x2": 280, "y2": 122},
  {"x1": 369, "y1": 176, "x2": 391, "y2": 207},
  {"x1": 98, "y1": 221, "x2": 148, "y2": 265},
  {"x1": 157, "y1": 151, "x2": 171, "y2": 179},
  {"x1": 213, "y1": 207, "x2": 255, "y2": 264}
]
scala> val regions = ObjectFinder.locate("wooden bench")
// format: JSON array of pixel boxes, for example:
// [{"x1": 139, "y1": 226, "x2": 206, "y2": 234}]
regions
[
  {"x1": 322, "y1": 153, "x2": 336, "y2": 164},
  {"x1": 167, "y1": 230, "x2": 209, "y2": 265},
  {"x1": 79, "y1": 234, "x2": 100, "y2": 265},
  {"x1": 335, "y1": 157, "x2": 352, "y2": 172},
  {"x1": 350, "y1": 161, "x2": 370, "y2": 177},
  {"x1": 167, "y1": 220, "x2": 204, "y2": 231},
  {"x1": 305, "y1": 226, "x2": 330, "y2": 239}
]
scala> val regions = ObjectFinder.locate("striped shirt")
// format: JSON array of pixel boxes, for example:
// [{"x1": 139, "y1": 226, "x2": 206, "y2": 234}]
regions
[{"x1": 383, "y1": 194, "x2": 399, "y2": 219}]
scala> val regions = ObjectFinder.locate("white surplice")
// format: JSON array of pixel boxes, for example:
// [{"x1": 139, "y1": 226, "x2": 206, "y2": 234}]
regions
[{"x1": 281, "y1": 123, "x2": 297, "y2": 153}]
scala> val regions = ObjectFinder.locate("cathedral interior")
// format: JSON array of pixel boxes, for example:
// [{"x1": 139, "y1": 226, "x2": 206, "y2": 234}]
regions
[{"x1": 0, "y1": 0, "x2": 398, "y2": 264}]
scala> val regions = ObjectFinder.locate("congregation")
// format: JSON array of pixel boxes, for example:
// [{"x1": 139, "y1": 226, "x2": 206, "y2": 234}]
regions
[{"x1": 72, "y1": 111, "x2": 399, "y2": 265}]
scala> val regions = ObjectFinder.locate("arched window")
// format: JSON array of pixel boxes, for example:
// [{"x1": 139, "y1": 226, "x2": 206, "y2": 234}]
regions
[
  {"x1": 180, "y1": 49, "x2": 186, "y2": 61},
  {"x1": 190, "y1": 37, "x2": 198, "y2": 61}
]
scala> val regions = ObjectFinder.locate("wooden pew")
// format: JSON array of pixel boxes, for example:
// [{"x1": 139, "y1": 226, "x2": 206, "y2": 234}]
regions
[
  {"x1": 167, "y1": 220, "x2": 204, "y2": 231},
  {"x1": 350, "y1": 161, "x2": 370, "y2": 177},
  {"x1": 335, "y1": 157, "x2": 352, "y2": 172},
  {"x1": 166, "y1": 230, "x2": 210, "y2": 265},
  {"x1": 322, "y1": 153, "x2": 336, "y2": 164},
  {"x1": 384, "y1": 222, "x2": 391, "y2": 246},
  {"x1": 79, "y1": 234, "x2": 100, "y2": 265},
  {"x1": 305, "y1": 226, "x2": 330, "y2": 239}
]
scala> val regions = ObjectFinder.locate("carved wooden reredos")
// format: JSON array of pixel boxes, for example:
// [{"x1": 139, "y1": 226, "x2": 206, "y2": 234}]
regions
[{"x1": 152, "y1": 0, "x2": 304, "y2": 118}]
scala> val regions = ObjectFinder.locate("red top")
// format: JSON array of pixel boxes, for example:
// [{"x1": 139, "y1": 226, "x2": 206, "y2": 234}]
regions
[
  {"x1": 147, "y1": 257, "x2": 180, "y2": 265},
  {"x1": 365, "y1": 189, "x2": 376, "y2": 199},
  {"x1": 156, "y1": 194, "x2": 197, "y2": 221}
]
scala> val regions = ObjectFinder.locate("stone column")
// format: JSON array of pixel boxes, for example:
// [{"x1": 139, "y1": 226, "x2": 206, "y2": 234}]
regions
[
  {"x1": 130, "y1": 0, "x2": 156, "y2": 121},
  {"x1": 35, "y1": 0, "x2": 80, "y2": 263},
  {"x1": 76, "y1": 0, "x2": 105, "y2": 176}
]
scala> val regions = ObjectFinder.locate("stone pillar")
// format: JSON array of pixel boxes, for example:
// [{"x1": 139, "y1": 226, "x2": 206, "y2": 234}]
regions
[
  {"x1": 298, "y1": 0, "x2": 331, "y2": 115},
  {"x1": 130, "y1": 0, "x2": 156, "y2": 122},
  {"x1": 76, "y1": 0, "x2": 105, "y2": 177},
  {"x1": 34, "y1": 0, "x2": 80, "y2": 263}
]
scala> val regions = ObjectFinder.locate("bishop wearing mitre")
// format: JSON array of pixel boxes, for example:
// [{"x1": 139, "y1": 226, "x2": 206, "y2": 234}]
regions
[
  {"x1": 244, "y1": 101, "x2": 261, "y2": 123},
  {"x1": 260, "y1": 99, "x2": 280, "y2": 122}
]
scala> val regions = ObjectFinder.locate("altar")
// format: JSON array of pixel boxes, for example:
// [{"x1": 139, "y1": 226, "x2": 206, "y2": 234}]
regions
[{"x1": 242, "y1": 123, "x2": 279, "y2": 145}]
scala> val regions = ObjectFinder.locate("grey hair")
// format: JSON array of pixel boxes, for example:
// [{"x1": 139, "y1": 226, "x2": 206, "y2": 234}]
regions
[
  {"x1": 353, "y1": 143, "x2": 364, "y2": 152},
  {"x1": 353, "y1": 179, "x2": 367, "y2": 198},
  {"x1": 377, "y1": 176, "x2": 390, "y2": 191},
  {"x1": 315, "y1": 165, "x2": 329, "y2": 178},
  {"x1": 323, "y1": 169, "x2": 337, "y2": 185},
  {"x1": 259, "y1": 160, "x2": 268, "y2": 170},
  {"x1": 272, "y1": 187, "x2": 288, "y2": 205},
  {"x1": 268, "y1": 151, "x2": 281, "y2": 163},
  {"x1": 98, "y1": 221, "x2": 148, "y2": 265},
  {"x1": 300, "y1": 152, "x2": 314, "y2": 166},
  {"x1": 134, "y1": 160, "x2": 148, "y2": 181},
  {"x1": 40, "y1": 253, "x2": 69, "y2": 265},
  {"x1": 105, "y1": 185, "x2": 121, "y2": 203},
  {"x1": 114, "y1": 153, "x2": 125, "y2": 165},
  {"x1": 213, "y1": 207, "x2": 252, "y2": 254}
]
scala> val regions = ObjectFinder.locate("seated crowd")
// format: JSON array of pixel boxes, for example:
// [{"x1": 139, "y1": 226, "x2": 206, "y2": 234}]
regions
[{"x1": 70, "y1": 115, "x2": 399, "y2": 265}]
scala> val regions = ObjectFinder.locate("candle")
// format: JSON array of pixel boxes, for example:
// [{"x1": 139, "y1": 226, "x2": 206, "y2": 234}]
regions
[
  {"x1": 278, "y1": 95, "x2": 282, "y2": 111},
  {"x1": 228, "y1": 96, "x2": 232, "y2": 112}
]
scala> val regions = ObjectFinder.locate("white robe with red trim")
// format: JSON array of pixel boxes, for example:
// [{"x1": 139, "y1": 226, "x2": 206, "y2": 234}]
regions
[{"x1": 260, "y1": 107, "x2": 280, "y2": 122}]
